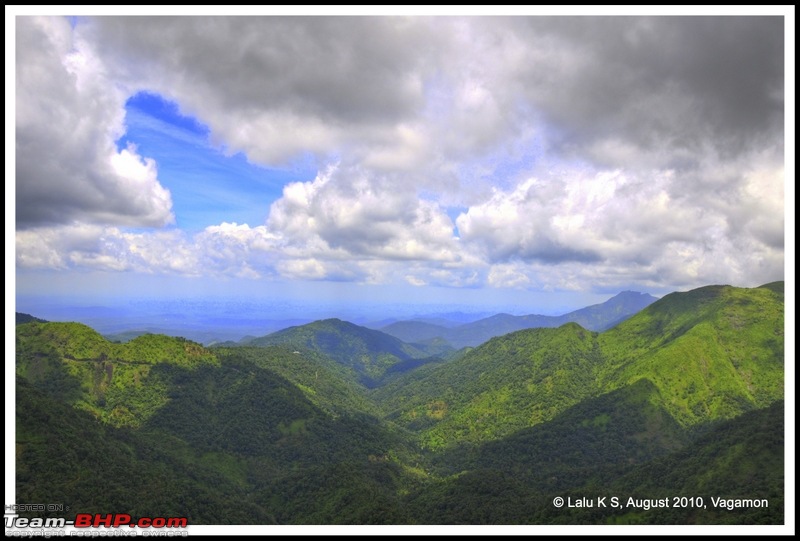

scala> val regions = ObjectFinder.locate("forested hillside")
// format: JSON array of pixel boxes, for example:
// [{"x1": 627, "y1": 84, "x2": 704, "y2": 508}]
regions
[
  {"x1": 14, "y1": 283, "x2": 784, "y2": 525},
  {"x1": 373, "y1": 283, "x2": 783, "y2": 449}
]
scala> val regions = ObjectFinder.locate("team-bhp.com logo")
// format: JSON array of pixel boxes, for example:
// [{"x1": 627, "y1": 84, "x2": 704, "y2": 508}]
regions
[{"x1": 6, "y1": 512, "x2": 188, "y2": 535}]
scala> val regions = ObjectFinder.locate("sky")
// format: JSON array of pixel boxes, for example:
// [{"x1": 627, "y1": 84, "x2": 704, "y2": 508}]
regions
[{"x1": 10, "y1": 10, "x2": 793, "y2": 329}]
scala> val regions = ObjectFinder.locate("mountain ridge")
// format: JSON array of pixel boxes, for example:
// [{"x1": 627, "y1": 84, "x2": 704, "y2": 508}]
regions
[
  {"x1": 373, "y1": 283, "x2": 783, "y2": 449},
  {"x1": 380, "y1": 290, "x2": 658, "y2": 348},
  {"x1": 243, "y1": 318, "x2": 448, "y2": 387}
]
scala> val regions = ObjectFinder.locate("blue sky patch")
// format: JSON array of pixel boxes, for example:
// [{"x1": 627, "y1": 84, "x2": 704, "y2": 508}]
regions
[{"x1": 118, "y1": 91, "x2": 316, "y2": 231}]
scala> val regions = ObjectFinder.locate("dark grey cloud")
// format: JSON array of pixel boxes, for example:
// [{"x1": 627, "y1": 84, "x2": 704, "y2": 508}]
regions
[
  {"x1": 81, "y1": 16, "x2": 441, "y2": 164},
  {"x1": 506, "y1": 16, "x2": 784, "y2": 166},
  {"x1": 96, "y1": 17, "x2": 435, "y2": 122}
]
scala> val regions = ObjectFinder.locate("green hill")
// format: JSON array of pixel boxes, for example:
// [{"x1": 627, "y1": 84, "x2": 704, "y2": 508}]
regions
[
  {"x1": 16, "y1": 321, "x2": 219, "y2": 427},
  {"x1": 15, "y1": 325, "x2": 421, "y2": 524},
  {"x1": 214, "y1": 346, "x2": 377, "y2": 416},
  {"x1": 374, "y1": 283, "x2": 783, "y2": 450},
  {"x1": 374, "y1": 322, "x2": 603, "y2": 449},
  {"x1": 598, "y1": 283, "x2": 784, "y2": 425},
  {"x1": 248, "y1": 318, "x2": 444, "y2": 387}
]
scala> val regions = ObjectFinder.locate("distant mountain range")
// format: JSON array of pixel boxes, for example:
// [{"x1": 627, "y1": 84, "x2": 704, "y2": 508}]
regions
[
  {"x1": 14, "y1": 282, "x2": 784, "y2": 525},
  {"x1": 380, "y1": 290, "x2": 658, "y2": 348},
  {"x1": 25, "y1": 291, "x2": 655, "y2": 347}
]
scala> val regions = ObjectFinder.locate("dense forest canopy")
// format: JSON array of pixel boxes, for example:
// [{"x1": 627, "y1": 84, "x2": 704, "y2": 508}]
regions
[{"x1": 14, "y1": 283, "x2": 785, "y2": 525}]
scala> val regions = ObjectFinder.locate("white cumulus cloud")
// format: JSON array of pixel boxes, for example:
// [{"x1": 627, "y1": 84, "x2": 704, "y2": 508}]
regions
[{"x1": 15, "y1": 16, "x2": 174, "y2": 229}]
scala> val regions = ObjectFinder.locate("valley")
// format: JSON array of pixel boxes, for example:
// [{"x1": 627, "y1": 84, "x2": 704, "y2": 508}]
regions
[{"x1": 13, "y1": 283, "x2": 785, "y2": 525}]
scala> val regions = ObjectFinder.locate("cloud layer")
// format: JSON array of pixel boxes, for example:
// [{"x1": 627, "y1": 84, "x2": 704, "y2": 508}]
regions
[{"x1": 15, "y1": 15, "x2": 786, "y2": 293}]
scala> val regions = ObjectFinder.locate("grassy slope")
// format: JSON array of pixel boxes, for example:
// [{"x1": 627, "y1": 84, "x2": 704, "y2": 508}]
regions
[
  {"x1": 598, "y1": 283, "x2": 784, "y2": 425},
  {"x1": 374, "y1": 323, "x2": 602, "y2": 449},
  {"x1": 373, "y1": 283, "x2": 784, "y2": 449},
  {"x1": 16, "y1": 322, "x2": 218, "y2": 427}
]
